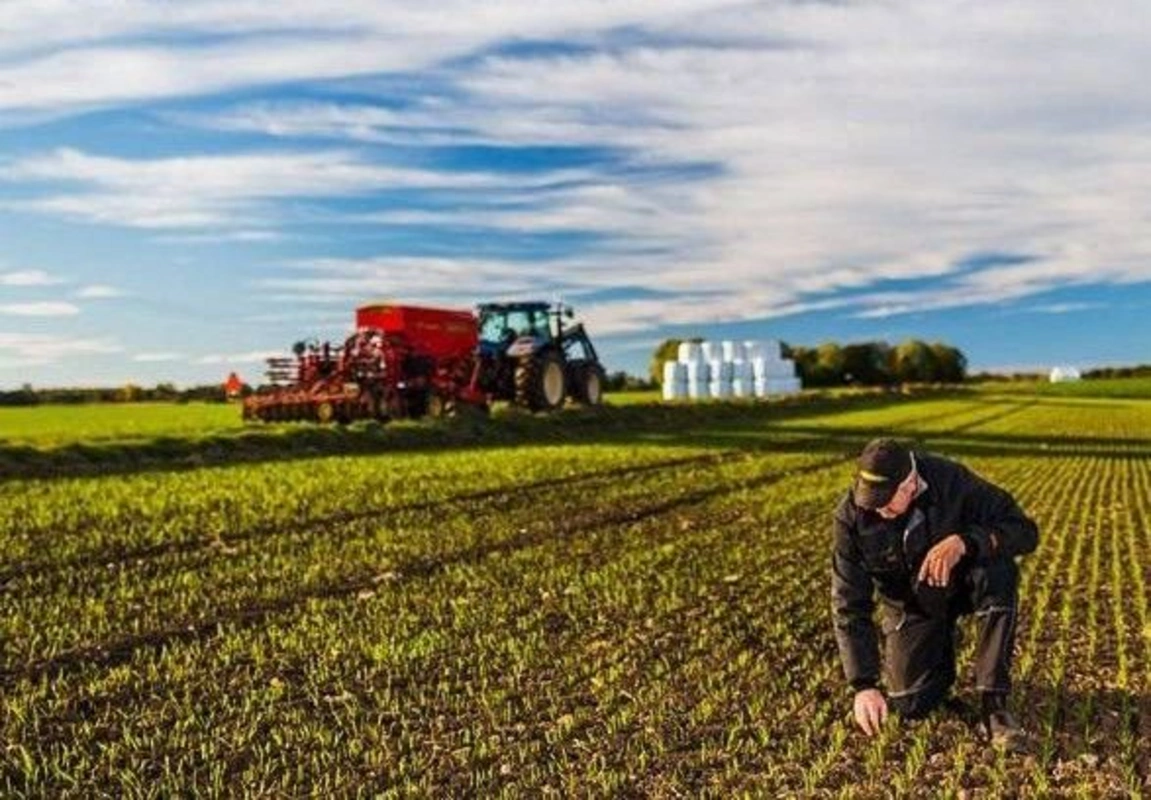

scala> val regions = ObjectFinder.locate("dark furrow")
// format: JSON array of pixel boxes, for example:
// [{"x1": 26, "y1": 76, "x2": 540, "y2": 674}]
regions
[
  {"x1": 0, "y1": 451, "x2": 741, "y2": 586},
  {"x1": 0, "y1": 456, "x2": 849, "y2": 686}
]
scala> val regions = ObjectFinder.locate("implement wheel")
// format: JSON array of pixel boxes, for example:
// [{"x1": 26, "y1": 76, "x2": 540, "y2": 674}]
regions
[{"x1": 315, "y1": 401, "x2": 335, "y2": 424}]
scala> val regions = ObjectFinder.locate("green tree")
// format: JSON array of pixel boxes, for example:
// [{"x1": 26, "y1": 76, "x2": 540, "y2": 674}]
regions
[
  {"x1": 929, "y1": 342, "x2": 968, "y2": 383},
  {"x1": 842, "y1": 341, "x2": 893, "y2": 385},
  {"x1": 891, "y1": 339, "x2": 939, "y2": 383}
]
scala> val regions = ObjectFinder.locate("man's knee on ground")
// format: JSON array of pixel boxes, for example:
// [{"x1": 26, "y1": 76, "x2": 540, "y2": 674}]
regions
[
  {"x1": 887, "y1": 679, "x2": 950, "y2": 719},
  {"x1": 965, "y1": 558, "x2": 1018, "y2": 610}
]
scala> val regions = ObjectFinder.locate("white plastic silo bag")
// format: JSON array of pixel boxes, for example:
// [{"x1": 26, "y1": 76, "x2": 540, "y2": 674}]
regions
[
  {"x1": 731, "y1": 378, "x2": 752, "y2": 398},
  {"x1": 687, "y1": 380, "x2": 708, "y2": 400},
  {"x1": 700, "y1": 341, "x2": 721, "y2": 362},
  {"x1": 743, "y1": 340, "x2": 764, "y2": 361},
  {"x1": 731, "y1": 360, "x2": 753, "y2": 383}
]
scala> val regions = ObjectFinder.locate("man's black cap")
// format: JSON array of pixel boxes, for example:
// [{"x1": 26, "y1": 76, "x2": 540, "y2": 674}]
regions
[{"x1": 853, "y1": 438, "x2": 913, "y2": 510}]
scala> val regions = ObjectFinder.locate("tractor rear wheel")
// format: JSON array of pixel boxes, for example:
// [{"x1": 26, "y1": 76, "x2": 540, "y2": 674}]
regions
[
  {"x1": 515, "y1": 352, "x2": 566, "y2": 412},
  {"x1": 574, "y1": 364, "x2": 606, "y2": 406}
]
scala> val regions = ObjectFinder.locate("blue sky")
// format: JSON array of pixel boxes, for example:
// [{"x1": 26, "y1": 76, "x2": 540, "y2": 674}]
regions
[{"x1": 1, "y1": 1, "x2": 1149, "y2": 388}]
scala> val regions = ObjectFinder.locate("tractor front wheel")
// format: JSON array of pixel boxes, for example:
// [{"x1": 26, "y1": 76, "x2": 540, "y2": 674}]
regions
[{"x1": 574, "y1": 364, "x2": 606, "y2": 406}]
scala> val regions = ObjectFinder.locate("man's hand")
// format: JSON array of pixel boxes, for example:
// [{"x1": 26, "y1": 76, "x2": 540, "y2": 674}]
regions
[
  {"x1": 854, "y1": 688, "x2": 888, "y2": 736},
  {"x1": 917, "y1": 534, "x2": 967, "y2": 588}
]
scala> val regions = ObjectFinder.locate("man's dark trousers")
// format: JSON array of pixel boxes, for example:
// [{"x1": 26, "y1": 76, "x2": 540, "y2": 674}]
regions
[{"x1": 882, "y1": 558, "x2": 1019, "y2": 718}]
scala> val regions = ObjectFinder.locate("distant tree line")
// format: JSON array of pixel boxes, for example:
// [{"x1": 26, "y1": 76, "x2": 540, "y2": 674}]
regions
[
  {"x1": 0, "y1": 382, "x2": 252, "y2": 407},
  {"x1": 602, "y1": 371, "x2": 657, "y2": 392},
  {"x1": 649, "y1": 338, "x2": 968, "y2": 387},
  {"x1": 1082, "y1": 364, "x2": 1151, "y2": 380},
  {"x1": 786, "y1": 340, "x2": 968, "y2": 387}
]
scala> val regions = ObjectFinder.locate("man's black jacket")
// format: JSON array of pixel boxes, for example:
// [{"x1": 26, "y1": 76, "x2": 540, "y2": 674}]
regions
[{"x1": 830, "y1": 452, "x2": 1039, "y2": 692}]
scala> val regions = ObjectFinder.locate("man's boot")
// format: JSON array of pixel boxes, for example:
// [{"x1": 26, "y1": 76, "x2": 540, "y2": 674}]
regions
[{"x1": 980, "y1": 692, "x2": 1029, "y2": 753}]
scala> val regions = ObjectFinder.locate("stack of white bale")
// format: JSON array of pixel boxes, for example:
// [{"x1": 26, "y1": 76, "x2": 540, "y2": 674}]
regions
[
  {"x1": 668, "y1": 338, "x2": 801, "y2": 401},
  {"x1": 749, "y1": 339, "x2": 801, "y2": 397}
]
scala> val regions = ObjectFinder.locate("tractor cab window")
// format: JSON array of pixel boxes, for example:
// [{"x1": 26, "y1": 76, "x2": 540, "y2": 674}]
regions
[
  {"x1": 480, "y1": 309, "x2": 548, "y2": 343},
  {"x1": 564, "y1": 334, "x2": 592, "y2": 361},
  {"x1": 479, "y1": 312, "x2": 509, "y2": 343}
]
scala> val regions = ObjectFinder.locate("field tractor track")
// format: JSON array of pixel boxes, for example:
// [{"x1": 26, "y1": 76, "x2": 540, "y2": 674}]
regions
[
  {"x1": 0, "y1": 451, "x2": 748, "y2": 588},
  {"x1": 0, "y1": 455, "x2": 850, "y2": 687}
]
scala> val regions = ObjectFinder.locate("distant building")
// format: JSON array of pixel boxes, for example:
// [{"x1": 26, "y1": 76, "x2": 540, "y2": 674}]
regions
[{"x1": 1049, "y1": 366, "x2": 1081, "y2": 383}]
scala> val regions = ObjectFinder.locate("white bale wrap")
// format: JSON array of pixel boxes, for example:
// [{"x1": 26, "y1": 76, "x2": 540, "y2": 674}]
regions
[
  {"x1": 721, "y1": 340, "x2": 745, "y2": 362},
  {"x1": 700, "y1": 341, "x2": 721, "y2": 362},
  {"x1": 687, "y1": 380, "x2": 708, "y2": 400},
  {"x1": 731, "y1": 361, "x2": 753, "y2": 383},
  {"x1": 709, "y1": 380, "x2": 733, "y2": 399},
  {"x1": 677, "y1": 341, "x2": 702, "y2": 363},
  {"x1": 756, "y1": 377, "x2": 802, "y2": 396},
  {"x1": 752, "y1": 357, "x2": 794, "y2": 381},
  {"x1": 709, "y1": 361, "x2": 734, "y2": 383},
  {"x1": 685, "y1": 360, "x2": 710, "y2": 384},
  {"x1": 663, "y1": 379, "x2": 686, "y2": 401},
  {"x1": 731, "y1": 378, "x2": 752, "y2": 398}
]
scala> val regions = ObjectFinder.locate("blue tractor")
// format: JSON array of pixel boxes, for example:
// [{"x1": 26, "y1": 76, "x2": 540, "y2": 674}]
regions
[{"x1": 476, "y1": 301, "x2": 606, "y2": 412}]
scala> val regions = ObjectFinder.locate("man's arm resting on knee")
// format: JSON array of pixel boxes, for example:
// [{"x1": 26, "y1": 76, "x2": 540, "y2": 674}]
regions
[{"x1": 957, "y1": 467, "x2": 1039, "y2": 560}]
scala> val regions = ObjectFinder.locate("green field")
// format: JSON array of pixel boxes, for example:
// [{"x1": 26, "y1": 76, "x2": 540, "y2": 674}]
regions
[
  {"x1": 976, "y1": 376, "x2": 1151, "y2": 399},
  {"x1": 1, "y1": 394, "x2": 1149, "y2": 796},
  {"x1": 0, "y1": 402, "x2": 242, "y2": 447}
]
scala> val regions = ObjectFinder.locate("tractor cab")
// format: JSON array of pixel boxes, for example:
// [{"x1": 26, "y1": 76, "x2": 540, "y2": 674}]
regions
[{"x1": 476, "y1": 302, "x2": 560, "y2": 358}]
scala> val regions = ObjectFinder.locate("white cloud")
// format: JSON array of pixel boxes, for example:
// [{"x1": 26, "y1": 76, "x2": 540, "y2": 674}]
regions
[
  {"x1": 195, "y1": 350, "x2": 283, "y2": 365},
  {"x1": 0, "y1": 301, "x2": 80, "y2": 316},
  {"x1": 0, "y1": 269, "x2": 63, "y2": 287},
  {"x1": 0, "y1": 1, "x2": 740, "y2": 114},
  {"x1": 1025, "y1": 302, "x2": 1102, "y2": 314},
  {"x1": 132, "y1": 352, "x2": 184, "y2": 361},
  {"x1": 75, "y1": 284, "x2": 125, "y2": 298},
  {"x1": 179, "y1": 2, "x2": 1151, "y2": 333},
  {"x1": 3, "y1": 148, "x2": 594, "y2": 229},
  {"x1": 0, "y1": 332, "x2": 121, "y2": 367}
]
